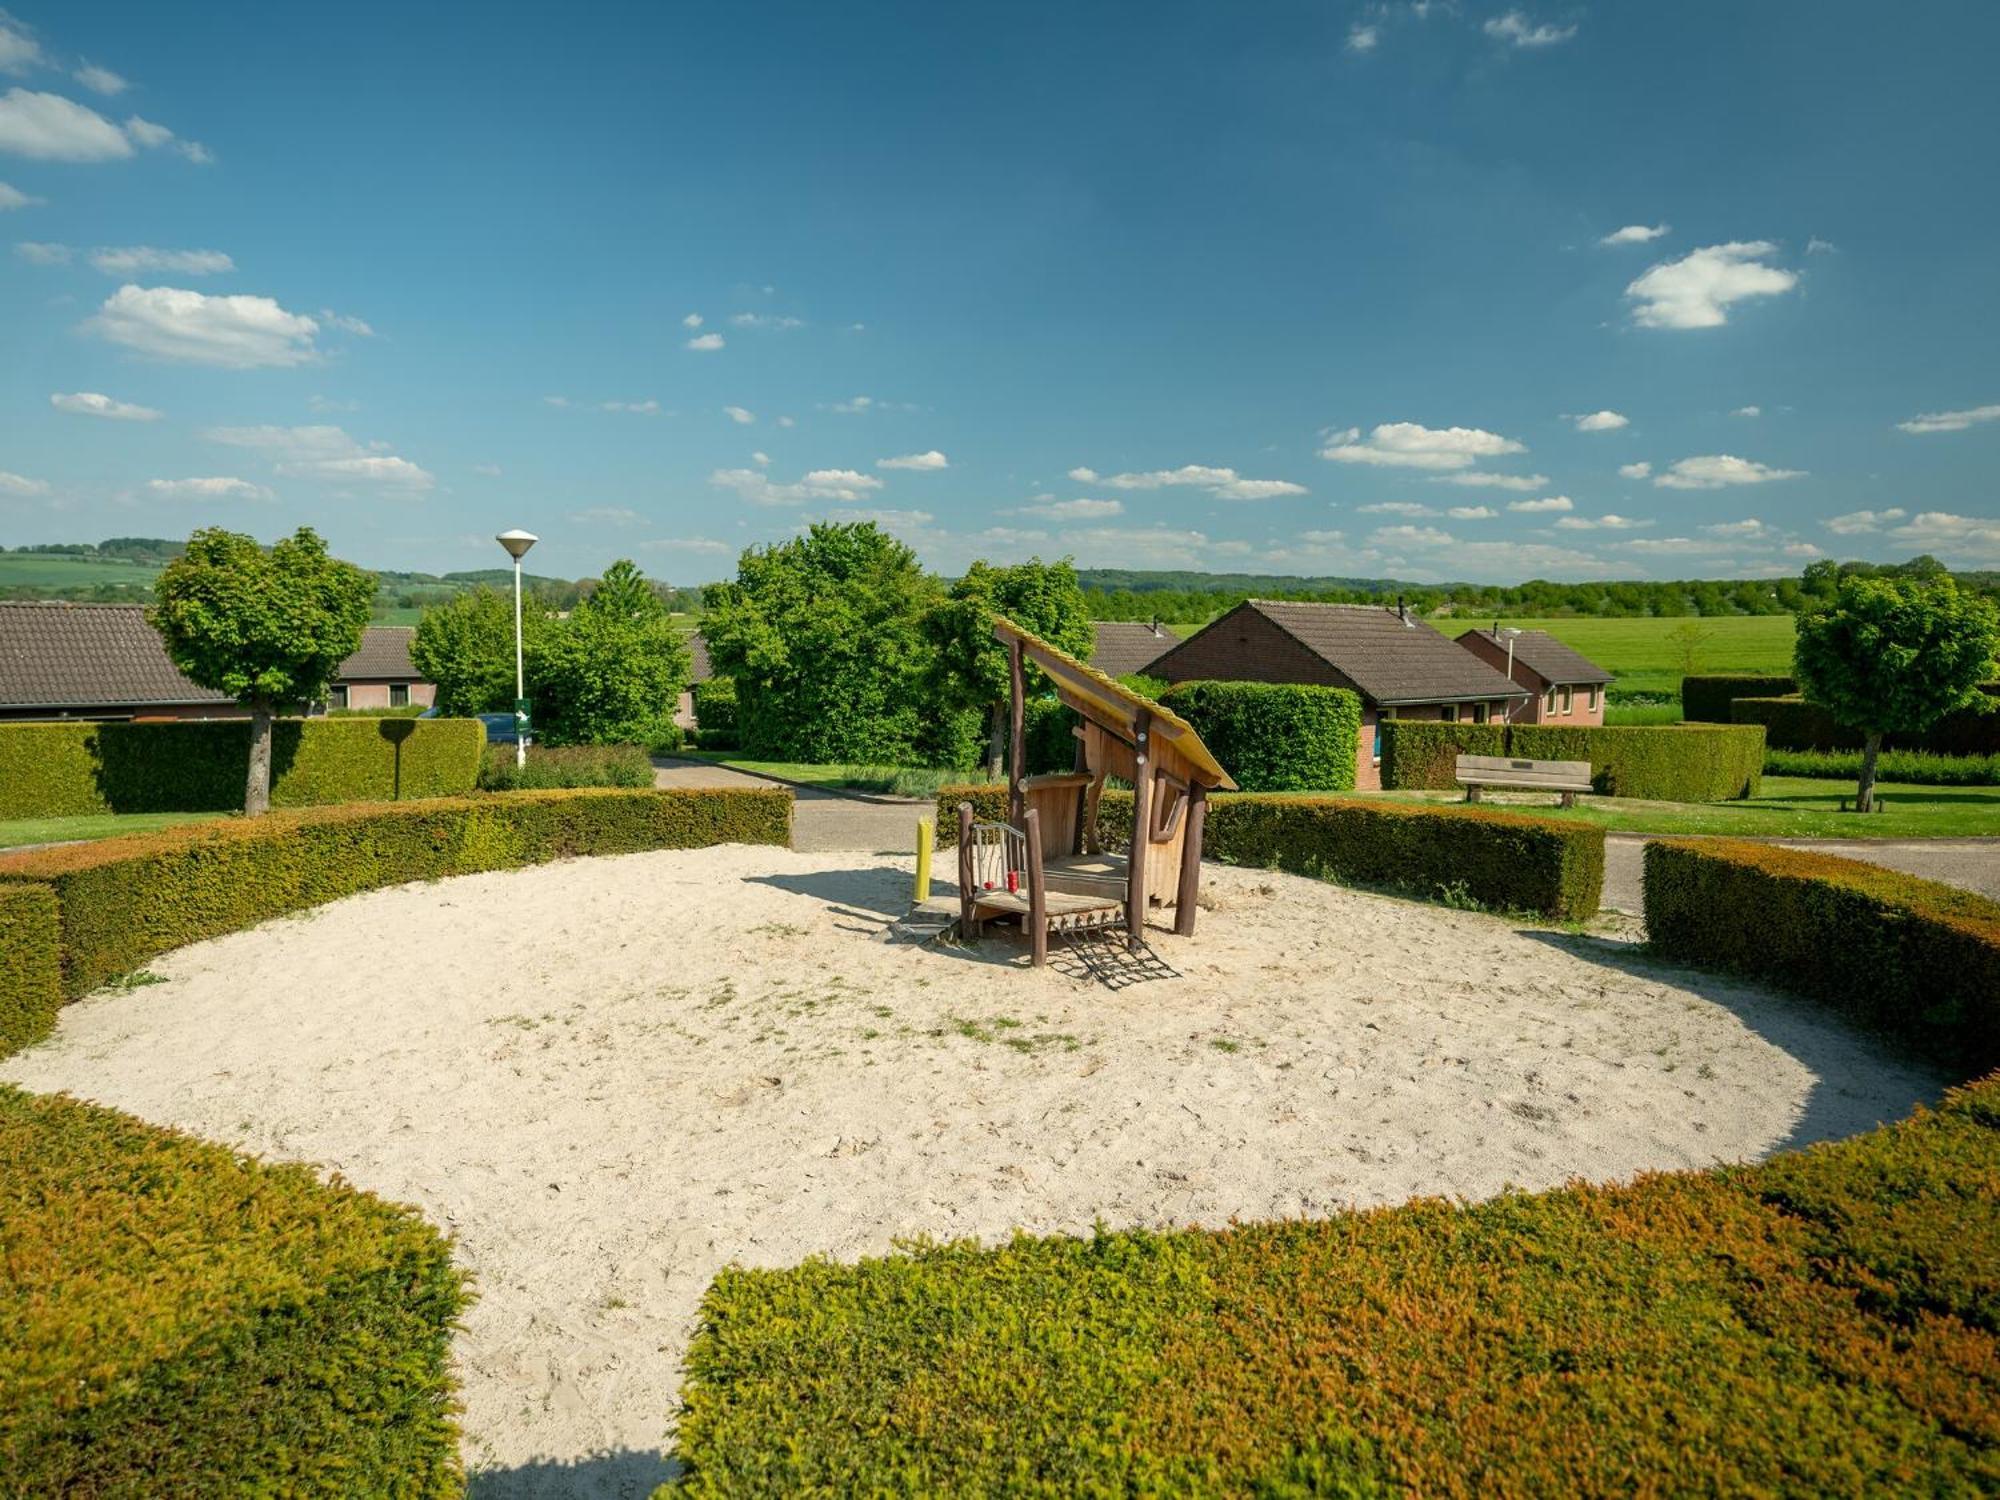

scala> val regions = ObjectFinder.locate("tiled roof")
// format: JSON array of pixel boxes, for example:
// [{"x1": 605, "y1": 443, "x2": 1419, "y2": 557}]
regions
[
  {"x1": 1457, "y1": 628, "x2": 1614, "y2": 686},
  {"x1": 687, "y1": 632, "x2": 712, "y2": 683},
  {"x1": 1089, "y1": 620, "x2": 1179, "y2": 678},
  {"x1": 336, "y1": 625, "x2": 419, "y2": 680}
]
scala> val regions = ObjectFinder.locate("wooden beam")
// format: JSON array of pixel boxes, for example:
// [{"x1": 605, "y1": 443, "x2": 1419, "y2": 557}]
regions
[
  {"x1": 1008, "y1": 638, "x2": 1026, "y2": 827},
  {"x1": 957, "y1": 803, "x2": 976, "y2": 937},
  {"x1": 1025, "y1": 807, "x2": 1047, "y2": 966},
  {"x1": 1174, "y1": 783, "x2": 1207, "y2": 937},
  {"x1": 1126, "y1": 708, "x2": 1153, "y2": 944}
]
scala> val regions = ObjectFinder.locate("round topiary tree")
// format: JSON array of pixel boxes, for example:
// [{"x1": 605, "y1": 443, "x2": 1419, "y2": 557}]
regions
[
  {"x1": 1793, "y1": 573, "x2": 2000, "y2": 812},
  {"x1": 151, "y1": 527, "x2": 375, "y2": 816}
]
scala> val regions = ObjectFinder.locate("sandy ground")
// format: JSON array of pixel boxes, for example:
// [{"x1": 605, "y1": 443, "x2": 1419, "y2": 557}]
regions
[{"x1": 0, "y1": 848, "x2": 1945, "y2": 1498}]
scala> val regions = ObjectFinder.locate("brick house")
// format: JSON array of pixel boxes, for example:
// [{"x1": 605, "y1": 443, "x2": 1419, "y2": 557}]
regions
[
  {"x1": 1146, "y1": 599, "x2": 1530, "y2": 789},
  {"x1": 1453, "y1": 628, "x2": 1613, "y2": 725},
  {"x1": 0, "y1": 601, "x2": 434, "y2": 721},
  {"x1": 1087, "y1": 620, "x2": 1179, "y2": 678}
]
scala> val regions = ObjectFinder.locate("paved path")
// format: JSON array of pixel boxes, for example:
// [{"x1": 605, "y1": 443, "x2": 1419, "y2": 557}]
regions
[
  {"x1": 1603, "y1": 835, "x2": 1999, "y2": 914},
  {"x1": 652, "y1": 758, "x2": 927, "y2": 853}
]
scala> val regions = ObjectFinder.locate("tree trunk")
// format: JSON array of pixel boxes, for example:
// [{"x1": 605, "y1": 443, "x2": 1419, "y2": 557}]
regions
[
  {"x1": 984, "y1": 701, "x2": 1006, "y2": 780},
  {"x1": 244, "y1": 699, "x2": 274, "y2": 817},
  {"x1": 1855, "y1": 729, "x2": 1882, "y2": 814}
]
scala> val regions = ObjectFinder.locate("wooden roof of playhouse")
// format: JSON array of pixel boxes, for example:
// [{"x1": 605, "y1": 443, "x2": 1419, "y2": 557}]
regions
[{"x1": 991, "y1": 615, "x2": 1237, "y2": 791}]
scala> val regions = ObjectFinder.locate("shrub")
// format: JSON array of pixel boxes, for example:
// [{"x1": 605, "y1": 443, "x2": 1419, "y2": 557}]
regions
[
  {"x1": 1733, "y1": 690, "x2": 2000, "y2": 754},
  {"x1": 1160, "y1": 681, "x2": 1362, "y2": 792},
  {"x1": 0, "y1": 883, "x2": 60, "y2": 1057},
  {"x1": 1024, "y1": 697, "x2": 1079, "y2": 774},
  {"x1": 1766, "y1": 747, "x2": 2000, "y2": 785},
  {"x1": 1510, "y1": 722, "x2": 1764, "y2": 800},
  {"x1": 1645, "y1": 839, "x2": 2000, "y2": 1071},
  {"x1": 691, "y1": 676, "x2": 739, "y2": 748},
  {"x1": 0, "y1": 718, "x2": 485, "y2": 820},
  {"x1": 1378, "y1": 720, "x2": 1508, "y2": 789},
  {"x1": 478, "y1": 743, "x2": 656, "y2": 791},
  {"x1": 1680, "y1": 673, "x2": 1795, "y2": 723},
  {"x1": 0, "y1": 787, "x2": 792, "y2": 1002},
  {"x1": 934, "y1": 786, "x2": 1602, "y2": 920},
  {"x1": 667, "y1": 1076, "x2": 2000, "y2": 1495},
  {"x1": 0, "y1": 1087, "x2": 467, "y2": 1494}
]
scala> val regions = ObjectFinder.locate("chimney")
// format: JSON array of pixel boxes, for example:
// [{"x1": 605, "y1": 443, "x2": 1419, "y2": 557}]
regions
[
  {"x1": 1150, "y1": 616, "x2": 1164, "y2": 637},
  {"x1": 1396, "y1": 595, "x2": 1408, "y2": 626}
]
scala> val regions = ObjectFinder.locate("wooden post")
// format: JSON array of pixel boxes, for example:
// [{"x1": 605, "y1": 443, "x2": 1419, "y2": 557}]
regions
[
  {"x1": 1126, "y1": 709, "x2": 1153, "y2": 944},
  {"x1": 1008, "y1": 638, "x2": 1026, "y2": 828},
  {"x1": 1024, "y1": 807, "x2": 1047, "y2": 967},
  {"x1": 914, "y1": 817, "x2": 933, "y2": 903},
  {"x1": 1071, "y1": 722, "x2": 1090, "y2": 855},
  {"x1": 956, "y1": 803, "x2": 976, "y2": 936},
  {"x1": 1174, "y1": 783, "x2": 1207, "y2": 937}
]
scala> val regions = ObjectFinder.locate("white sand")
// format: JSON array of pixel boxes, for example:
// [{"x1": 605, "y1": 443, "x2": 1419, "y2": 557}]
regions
[{"x1": 1, "y1": 847, "x2": 1944, "y2": 1498}]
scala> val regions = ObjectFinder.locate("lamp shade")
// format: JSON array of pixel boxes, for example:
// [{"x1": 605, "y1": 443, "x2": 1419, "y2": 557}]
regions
[{"x1": 495, "y1": 529, "x2": 539, "y2": 560}]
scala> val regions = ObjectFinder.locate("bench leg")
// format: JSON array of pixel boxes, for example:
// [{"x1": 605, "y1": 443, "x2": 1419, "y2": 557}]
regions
[
  {"x1": 1031, "y1": 914, "x2": 1047, "y2": 967},
  {"x1": 1560, "y1": 790, "x2": 1576, "y2": 809},
  {"x1": 1464, "y1": 784, "x2": 1481, "y2": 803}
]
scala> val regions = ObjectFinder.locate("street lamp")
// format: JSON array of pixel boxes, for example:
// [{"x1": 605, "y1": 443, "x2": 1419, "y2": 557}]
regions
[
  {"x1": 496, "y1": 529, "x2": 538, "y2": 768},
  {"x1": 1497, "y1": 625, "x2": 1524, "y2": 723}
]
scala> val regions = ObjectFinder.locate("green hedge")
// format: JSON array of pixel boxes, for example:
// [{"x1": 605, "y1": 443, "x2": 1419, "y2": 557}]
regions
[
  {"x1": 1381, "y1": 720, "x2": 1764, "y2": 800},
  {"x1": 1681, "y1": 673, "x2": 1796, "y2": 722},
  {"x1": 1159, "y1": 681, "x2": 1362, "y2": 792},
  {"x1": 0, "y1": 883, "x2": 60, "y2": 1057},
  {"x1": 668, "y1": 1070, "x2": 2000, "y2": 1495},
  {"x1": 1732, "y1": 690, "x2": 2000, "y2": 754},
  {"x1": 1646, "y1": 839, "x2": 2000, "y2": 1071},
  {"x1": 0, "y1": 718, "x2": 486, "y2": 819},
  {"x1": 0, "y1": 1087, "x2": 468, "y2": 1494},
  {"x1": 691, "y1": 676, "x2": 738, "y2": 747},
  {"x1": 1767, "y1": 746, "x2": 2000, "y2": 785},
  {"x1": 1024, "y1": 697, "x2": 1080, "y2": 775},
  {"x1": 478, "y1": 742, "x2": 656, "y2": 790},
  {"x1": 935, "y1": 785, "x2": 1602, "y2": 920},
  {"x1": 0, "y1": 787, "x2": 793, "y2": 1004}
]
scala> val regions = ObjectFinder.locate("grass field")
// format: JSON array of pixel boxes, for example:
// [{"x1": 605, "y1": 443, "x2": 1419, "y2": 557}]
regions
[
  {"x1": 1483, "y1": 615, "x2": 1795, "y2": 698},
  {"x1": 0, "y1": 554, "x2": 161, "y2": 590},
  {"x1": 0, "y1": 810, "x2": 228, "y2": 851}
]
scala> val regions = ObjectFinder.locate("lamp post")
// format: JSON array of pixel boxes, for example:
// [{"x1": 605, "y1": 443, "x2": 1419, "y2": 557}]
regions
[
  {"x1": 1498, "y1": 626, "x2": 1524, "y2": 723},
  {"x1": 496, "y1": 529, "x2": 538, "y2": 768}
]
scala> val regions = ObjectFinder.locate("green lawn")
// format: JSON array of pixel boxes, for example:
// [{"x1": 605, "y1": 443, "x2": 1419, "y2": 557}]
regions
[
  {"x1": 1485, "y1": 615, "x2": 1795, "y2": 698},
  {"x1": 0, "y1": 554, "x2": 161, "y2": 590},
  {"x1": 677, "y1": 752, "x2": 993, "y2": 799},
  {"x1": 1371, "y1": 777, "x2": 2000, "y2": 839},
  {"x1": 0, "y1": 810, "x2": 229, "y2": 851}
]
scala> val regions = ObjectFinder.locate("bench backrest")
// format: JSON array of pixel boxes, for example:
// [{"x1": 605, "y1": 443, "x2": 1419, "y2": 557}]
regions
[{"x1": 1455, "y1": 753, "x2": 1594, "y2": 787}]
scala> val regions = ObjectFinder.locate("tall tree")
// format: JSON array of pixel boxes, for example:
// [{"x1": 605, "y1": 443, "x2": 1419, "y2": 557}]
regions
[
  {"x1": 151, "y1": 527, "x2": 375, "y2": 816},
  {"x1": 410, "y1": 586, "x2": 534, "y2": 715},
  {"x1": 1793, "y1": 574, "x2": 2000, "y2": 811},
  {"x1": 530, "y1": 559, "x2": 691, "y2": 745},
  {"x1": 929, "y1": 557, "x2": 1095, "y2": 777}
]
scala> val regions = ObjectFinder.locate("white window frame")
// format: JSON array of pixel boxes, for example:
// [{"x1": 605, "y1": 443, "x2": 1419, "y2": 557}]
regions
[
  {"x1": 329, "y1": 684, "x2": 349, "y2": 710},
  {"x1": 389, "y1": 683, "x2": 410, "y2": 708},
  {"x1": 1560, "y1": 685, "x2": 1574, "y2": 715}
]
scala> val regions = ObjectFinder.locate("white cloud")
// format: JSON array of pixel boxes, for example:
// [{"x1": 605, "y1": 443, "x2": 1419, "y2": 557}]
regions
[
  {"x1": 293, "y1": 455, "x2": 433, "y2": 488},
  {"x1": 1484, "y1": 11, "x2": 1577, "y2": 47},
  {"x1": 0, "y1": 88, "x2": 131, "y2": 159},
  {"x1": 0, "y1": 18, "x2": 43, "y2": 75},
  {"x1": 471, "y1": 463, "x2": 502, "y2": 478},
  {"x1": 877, "y1": 450, "x2": 948, "y2": 471},
  {"x1": 1887, "y1": 511, "x2": 2000, "y2": 560},
  {"x1": 710, "y1": 466, "x2": 884, "y2": 505},
  {"x1": 729, "y1": 312, "x2": 803, "y2": 329},
  {"x1": 1784, "y1": 541, "x2": 1825, "y2": 559},
  {"x1": 601, "y1": 399, "x2": 660, "y2": 414},
  {"x1": 829, "y1": 395, "x2": 874, "y2": 414},
  {"x1": 1509, "y1": 495, "x2": 1573, "y2": 513},
  {"x1": 1346, "y1": 24, "x2": 1379, "y2": 51},
  {"x1": 640, "y1": 536, "x2": 732, "y2": 555},
  {"x1": 14, "y1": 238, "x2": 67, "y2": 262},
  {"x1": 1371, "y1": 523, "x2": 1456, "y2": 548},
  {"x1": 88, "y1": 245, "x2": 233, "y2": 276},
  {"x1": 776, "y1": 415, "x2": 795, "y2": 428},
  {"x1": 1653, "y1": 454, "x2": 1805, "y2": 489},
  {"x1": 1357, "y1": 501, "x2": 1436, "y2": 516},
  {"x1": 319, "y1": 309, "x2": 374, "y2": 336},
  {"x1": 1599, "y1": 224, "x2": 1668, "y2": 247},
  {"x1": 1078, "y1": 462, "x2": 1306, "y2": 500},
  {"x1": 1896, "y1": 403, "x2": 2000, "y2": 436},
  {"x1": 50, "y1": 390, "x2": 161, "y2": 421},
  {"x1": 1431, "y1": 470, "x2": 1549, "y2": 491},
  {"x1": 86, "y1": 284, "x2": 319, "y2": 367},
  {"x1": 751, "y1": 451, "x2": 770, "y2": 467},
  {"x1": 1618, "y1": 461, "x2": 1652, "y2": 479},
  {"x1": 1554, "y1": 513, "x2": 1651, "y2": 531},
  {"x1": 121, "y1": 113, "x2": 209, "y2": 164},
  {"x1": 1806, "y1": 236, "x2": 1837, "y2": 255},
  {"x1": 1571, "y1": 410, "x2": 1628, "y2": 432},
  {"x1": 0, "y1": 179, "x2": 36, "y2": 209},
  {"x1": 72, "y1": 63, "x2": 126, "y2": 96},
  {"x1": 1824, "y1": 508, "x2": 1906, "y2": 535},
  {"x1": 723, "y1": 405, "x2": 756, "y2": 425},
  {"x1": 1732, "y1": 405, "x2": 1762, "y2": 418},
  {"x1": 568, "y1": 506, "x2": 640, "y2": 525},
  {"x1": 542, "y1": 395, "x2": 570, "y2": 408},
  {"x1": 1322, "y1": 421, "x2": 1526, "y2": 470},
  {"x1": 146, "y1": 476, "x2": 272, "y2": 502},
  {"x1": 204, "y1": 424, "x2": 434, "y2": 491},
  {"x1": 1015, "y1": 497, "x2": 1123, "y2": 520},
  {"x1": 685, "y1": 331, "x2": 724, "y2": 351},
  {"x1": 1615, "y1": 536, "x2": 1742, "y2": 556},
  {"x1": 1625, "y1": 241, "x2": 1798, "y2": 329},
  {"x1": 0, "y1": 469, "x2": 48, "y2": 495},
  {"x1": 1447, "y1": 505, "x2": 1498, "y2": 519},
  {"x1": 681, "y1": 312, "x2": 702, "y2": 329},
  {"x1": 1056, "y1": 526, "x2": 1212, "y2": 569},
  {"x1": 1703, "y1": 518, "x2": 1768, "y2": 537}
]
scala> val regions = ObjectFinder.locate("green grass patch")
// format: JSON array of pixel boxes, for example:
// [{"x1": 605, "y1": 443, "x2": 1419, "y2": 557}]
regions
[
  {"x1": 0, "y1": 810, "x2": 228, "y2": 851},
  {"x1": 685, "y1": 752, "x2": 998, "y2": 799},
  {"x1": 1492, "y1": 615, "x2": 1796, "y2": 698}
]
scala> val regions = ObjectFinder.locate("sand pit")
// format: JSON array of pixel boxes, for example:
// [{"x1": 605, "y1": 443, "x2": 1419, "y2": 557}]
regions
[{"x1": 0, "y1": 846, "x2": 1944, "y2": 1497}]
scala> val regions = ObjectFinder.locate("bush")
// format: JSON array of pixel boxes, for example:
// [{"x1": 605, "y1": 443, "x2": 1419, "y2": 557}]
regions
[
  {"x1": 479, "y1": 743, "x2": 655, "y2": 791},
  {"x1": 1766, "y1": 747, "x2": 2000, "y2": 786},
  {"x1": 0, "y1": 883, "x2": 60, "y2": 1057},
  {"x1": 691, "y1": 676, "x2": 739, "y2": 749},
  {"x1": 934, "y1": 786, "x2": 1603, "y2": 921},
  {"x1": 1024, "y1": 697, "x2": 1079, "y2": 774},
  {"x1": 1645, "y1": 839, "x2": 2000, "y2": 1071},
  {"x1": 667, "y1": 1074, "x2": 2000, "y2": 1495},
  {"x1": 1159, "y1": 681, "x2": 1362, "y2": 792},
  {"x1": 1680, "y1": 673, "x2": 1796, "y2": 723},
  {"x1": 1377, "y1": 720, "x2": 1508, "y2": 789},
  {"x1": 0, "y1": 787, "x2": 793, "y2": 1003},
  {"x1": 1732, "y1": 690, "x2": 2000, "y2": 754},
  {"x1": 0, "y1": 1087, "x2": 467, "y2": 1494},
  {"x1": 1510, "y1": 723, "x2": 1764, "y2": 800},
  {"x1": 0, "y1": 718, "x2": 485, "y2": 820}
]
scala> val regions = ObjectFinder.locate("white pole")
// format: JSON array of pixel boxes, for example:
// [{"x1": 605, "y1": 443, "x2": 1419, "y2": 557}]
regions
[
  {"x1": 1505, "y1": 635, "x2": 1516, "y2": 723},
  {"x1": 513, "y1": 555, "x2": 526, "y2": 768}
]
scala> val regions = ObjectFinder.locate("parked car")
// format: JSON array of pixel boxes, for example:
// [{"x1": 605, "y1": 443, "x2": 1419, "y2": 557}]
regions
[{"x1": 476, "y1": 712, "x2": 523, "y2": 744}]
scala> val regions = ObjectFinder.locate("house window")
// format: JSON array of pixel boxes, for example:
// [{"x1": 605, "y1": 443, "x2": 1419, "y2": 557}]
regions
[
  {"x1": 1587, "y1": 684, "x2": 1601, "y2": 711},
  {"x1": 1441, "y1": 704, "x2": 1459, "y2": 723},
  {"x1": 1560, "y1": 685, "x2": 1574, "y2": 714},
  {"x1": 329, "y1": 685, "x2": 349, "y2": 710},
  {"x1": 1544, "y1": 686, "x2": 1557, "y2": 714},
  {"x1": 390, "y1": 683, "x2": 410, "y2": 708},
  {"x1": 1471, "y1": 702, "x2": 1489, "y2": 724},
  {"x1": 1373, "y1": 707, "x2": 1394, "y2": 762}
]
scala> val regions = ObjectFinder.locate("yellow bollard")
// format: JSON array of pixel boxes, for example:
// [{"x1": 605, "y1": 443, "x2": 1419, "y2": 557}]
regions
[{"x1": 914, "y1": 817, "x2": 934, "y2": 904}]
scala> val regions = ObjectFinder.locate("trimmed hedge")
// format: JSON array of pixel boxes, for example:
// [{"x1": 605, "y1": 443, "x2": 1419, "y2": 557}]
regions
[
  {"x1": 1767, "y1": 746, "x2": 2000, "y2": 786},
  {"x1": 1681, "y1": 673, "x2": 1796, "y2": 723},
  {"x1": 935, "y1": 785, "x2": 1603, "y2": 920},
  {"x1": 1159, "y1": 680, "x2": 1362, "y2": 792},
  {"x1": 0, "y1": 718, "x2": 485, "y2": 820},
  {"x1": 1646, "y1": 839, "x2": 2000, "y2": 1071},
  {"x1": 0, "y1": 883, "x2": 60, "y2": 1057},
  {"x1": 669, "y1": 1073, "x2": 2000, "y2": 1495},
  {"x1": 1381, "y1": 720, "x2": 1765, "y2": 800},
  {"x1": 0, "y1": 1086, "x2": 468, "y2": 1493},
  {"x1": 478, "y1": 742, "x2": 655, "y2": 790},
  {"x1": 1732, "y1": 689, "x2": 2000, "y2": 754},
  {"x1": 0, "y1": 787, "x2": 793, "y2": 1004},
  {"x1": 690, "y1": 676, "x2": 738, "y2": 748}
]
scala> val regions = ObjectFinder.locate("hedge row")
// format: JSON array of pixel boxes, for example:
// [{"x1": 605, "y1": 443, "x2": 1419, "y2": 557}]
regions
[
  {"x1": 935, "y1": 785, "x2": 1603, "y2": 920},
  {"x1": 0, "y1": 1086, "x2": 468, "y2": 1494},
  {"x1": 0, "y1": 787, "x2": 793, "y2": 1005},
  {"x1": 690, "y1": 676, "x2": 739, "y2": 748},
  {"x1": 1766, "y1": 746, "x2": 2000, "y2": 786},
  {"x1": 1681, "y1": 673, "x2": 1797, "y2": 722},
  {"x1": 1159, "y1": 681, "x2": 1362, "y2": 792},
  {"x1": 1732, "y1": 692, "x2": 2000, "y2": 755},
  {"x1": 0, "y1": 883, "x2": 60, "y2": 1058},
  {"x1": 0, "y1": 718, "x2": 486, "y2": 820},
  {"x1": 669, "y1": 1070, "x2": 2000, "y2": 1494},
  {"x1": 1381, "y1": 720, "x2": 1765, "y2": 800},
  {"x1": 1646, "y1": 839, "x2": 2000, "y2": 1072}
]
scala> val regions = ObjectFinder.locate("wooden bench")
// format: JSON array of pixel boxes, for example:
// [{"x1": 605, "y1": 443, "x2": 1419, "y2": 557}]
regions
[
  {"x1": 957, "y1": 804, "x2": 1123, "y2": 966},
  {"x1": 1455, "y1": 754, "x2": 1594, "y2": 808}
]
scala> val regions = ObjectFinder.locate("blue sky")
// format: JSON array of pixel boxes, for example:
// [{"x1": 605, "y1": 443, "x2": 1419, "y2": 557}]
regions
[{"x1": 1, "y1": 1, "x2": 1996, "y2": 584}]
